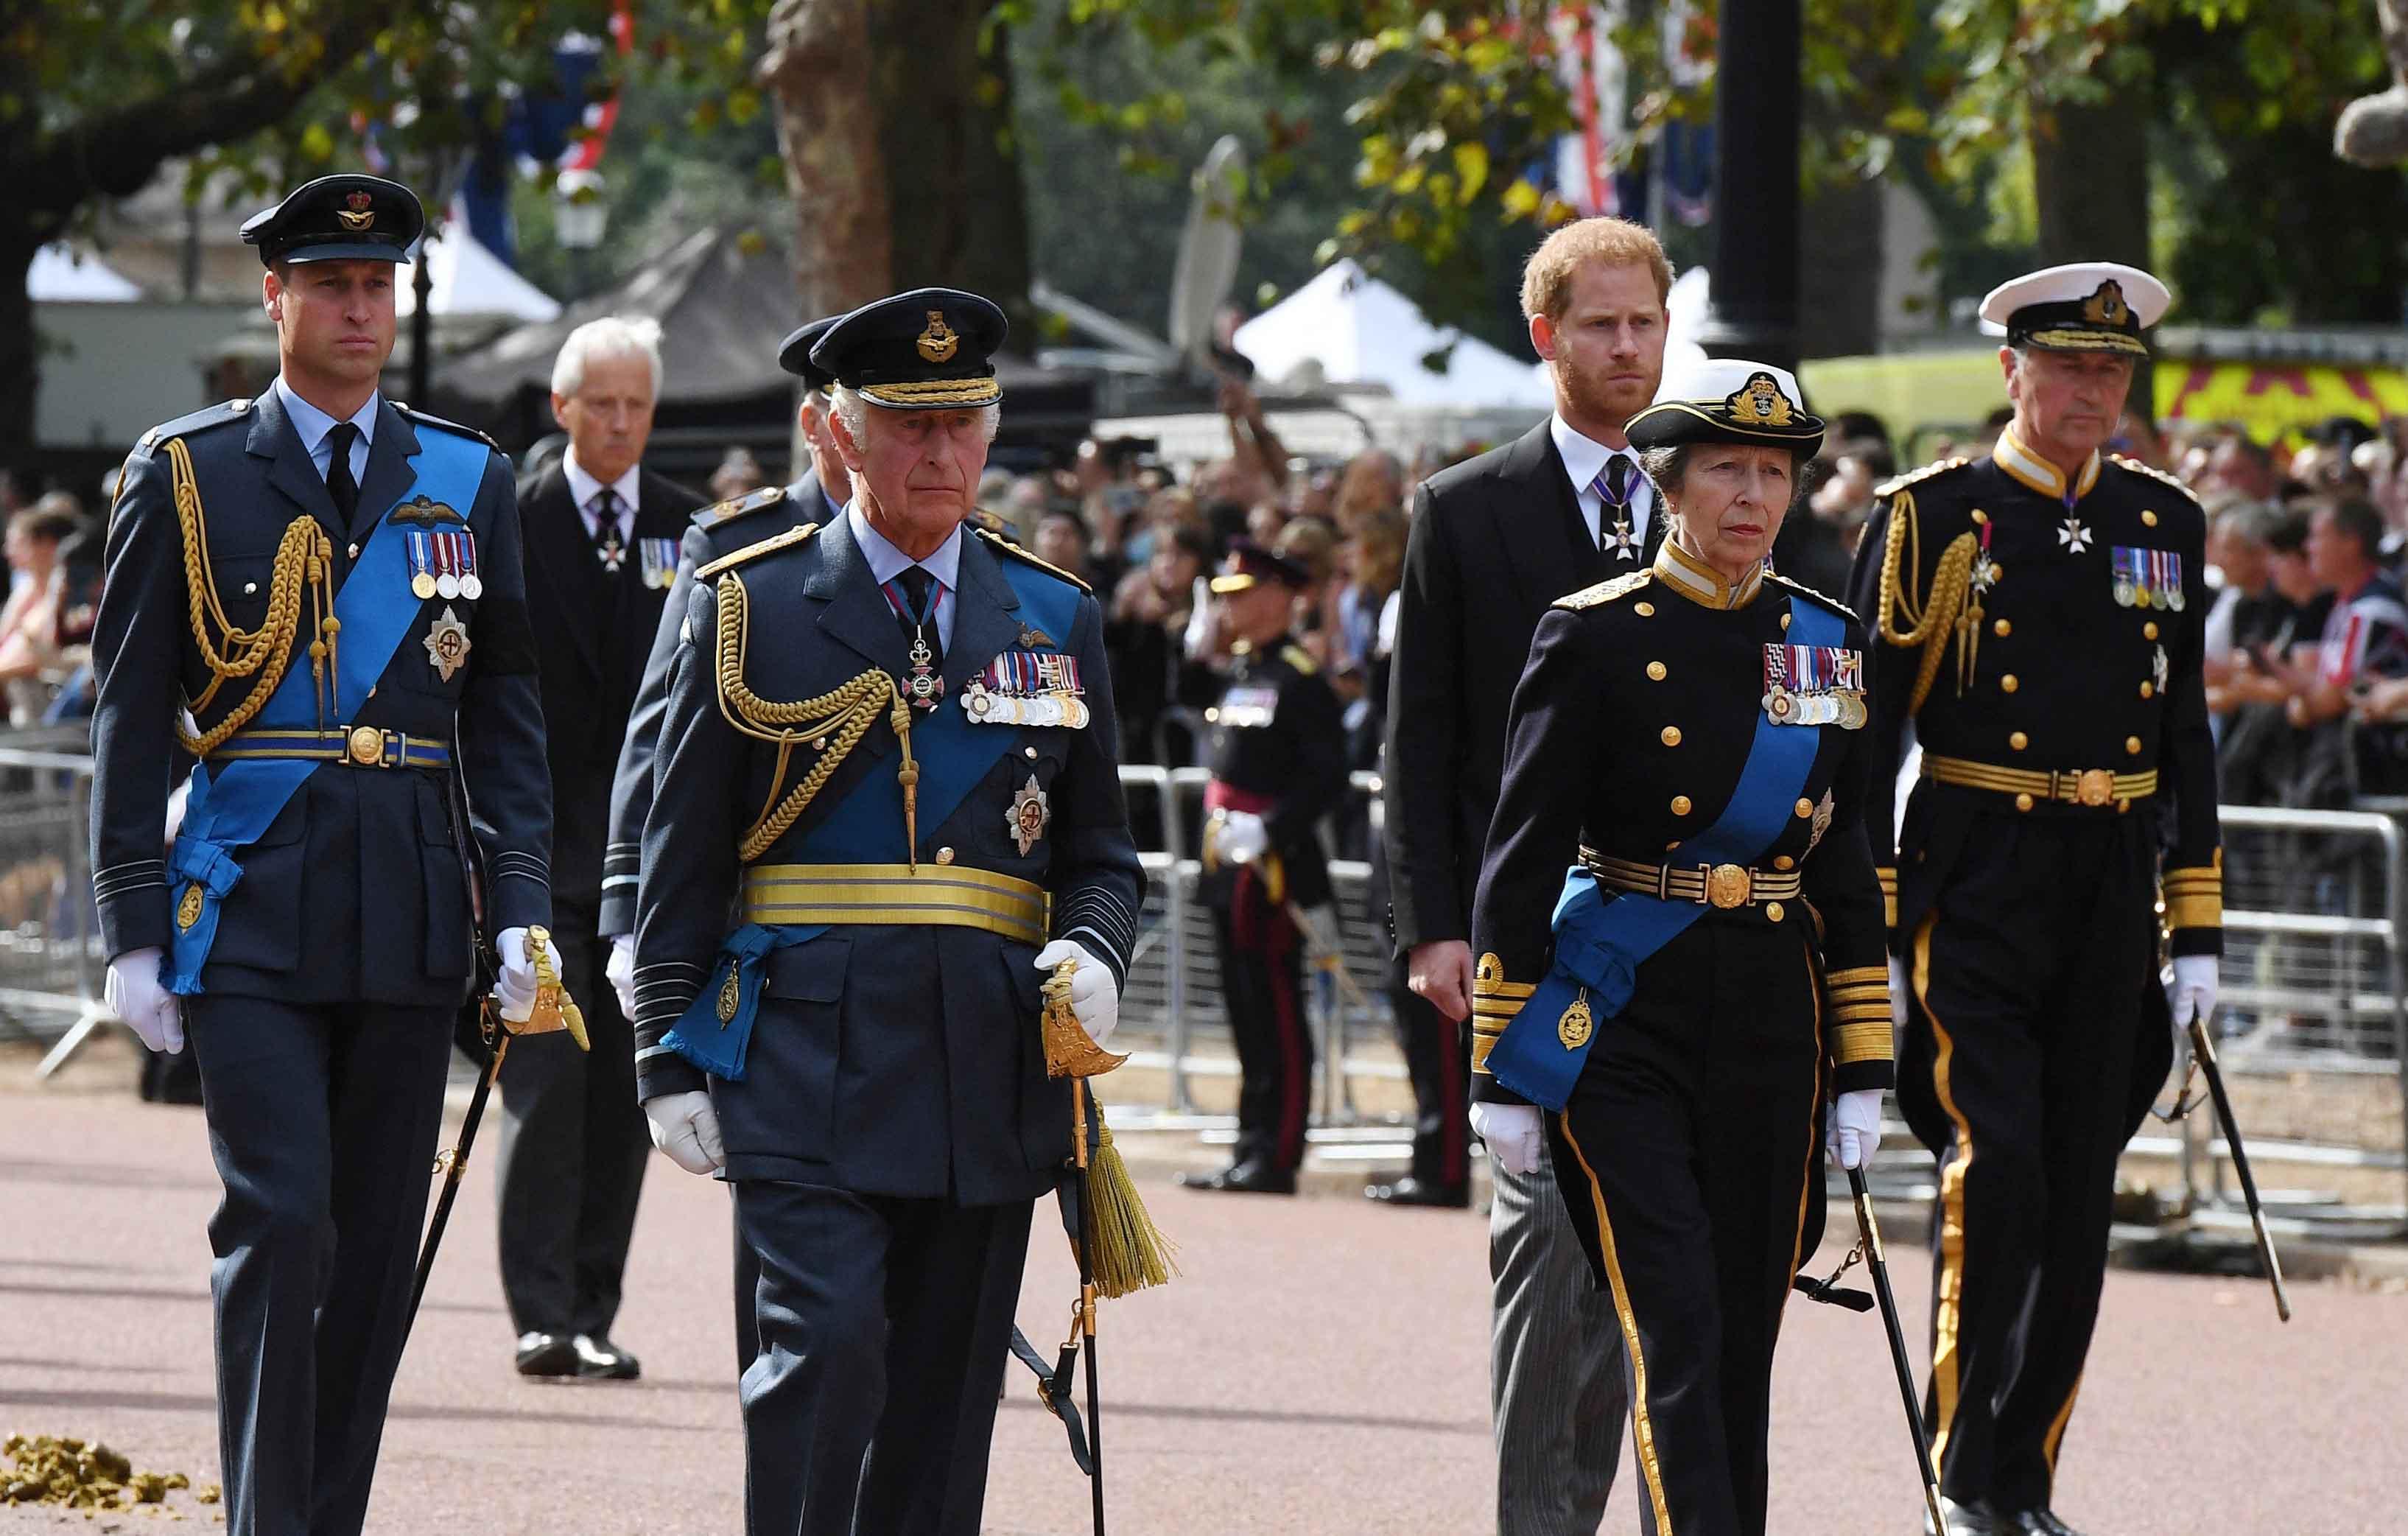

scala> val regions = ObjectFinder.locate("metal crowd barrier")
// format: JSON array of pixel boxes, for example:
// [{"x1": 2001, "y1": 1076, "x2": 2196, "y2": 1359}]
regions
[
  {"x1": 0, "y1": 745, "x2": 109, "y2": 1074},
  {"x1": 2138, "y1": 802, "x2": 2408, "y2": 1240}
]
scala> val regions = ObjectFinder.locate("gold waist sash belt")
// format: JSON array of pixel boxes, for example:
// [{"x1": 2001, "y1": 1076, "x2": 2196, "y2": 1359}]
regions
[
  {"x1": 1581, "y1": 847, "x2": 1804, "y2": 909},
  {"x1": 1921, "y1": 755, "x2": 2158, "y2": 809},
  {"x1": 739, "y1": 863, "x2": 1050, "y2": 945}
]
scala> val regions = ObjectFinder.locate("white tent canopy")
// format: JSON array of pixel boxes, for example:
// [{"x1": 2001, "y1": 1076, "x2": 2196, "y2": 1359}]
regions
[
  {"x1": 29, "y1": 244, "x2": 141, "y2": 301},
  {"x1": 1234, "y1": 259, "x2": 1554, "y2": 410},
  {"x1": 395, "y1": 226, "x2": 561, "y2": 323}
]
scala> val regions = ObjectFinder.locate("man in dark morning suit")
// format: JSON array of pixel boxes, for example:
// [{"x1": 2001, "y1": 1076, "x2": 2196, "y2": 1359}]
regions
[
  {"x1": 631, "y1": 290, "x2": 1142, "y2": 1535},
  {"x1": 1383, "y1": 217, "x2": 1672, "y2": 1536},
  {"x1": 494, "y1": 316, "x2": 706, "y2": 1381},
  {"x1": 598, "y1": 314, "x2": 847, "y2": 1372},
  {"x1": 90, "y1": 175, "x2": 552, "y2": 1536}
]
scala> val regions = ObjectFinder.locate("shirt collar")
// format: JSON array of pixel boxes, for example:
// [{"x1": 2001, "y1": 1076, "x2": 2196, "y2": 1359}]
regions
[
  {"x1": 1550, "y1": 413, "x2": 1631, "y2": 498},
  {"x1": 563, "y1": 449, "x2": 642, "y2": 518},
  {"x1": 273, "y1": 376, "x2": 376, "y2": 456},
  {"x1": 1651, "y1": 535, "x2": 1765, "y2": 611},
  {"x1": 848, "y1": 502, "x2": 962, "y2": 593},
  {"x1": 1994, "y1": 427, "x2": 2101, "y2": 503}
]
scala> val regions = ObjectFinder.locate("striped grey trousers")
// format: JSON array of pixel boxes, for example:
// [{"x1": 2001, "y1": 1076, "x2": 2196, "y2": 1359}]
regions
[{"x1": 1492, "y1": 1137, "x2": 1626, "y2": 1536}]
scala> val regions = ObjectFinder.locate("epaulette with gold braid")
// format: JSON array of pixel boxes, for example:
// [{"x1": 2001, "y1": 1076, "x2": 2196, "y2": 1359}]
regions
[
  {"x1": 975, "y1": 525, "x2": 1090, "y2": 592},
  {"x1": 2109, "y1": 454, "x2": 2202, "y2": 505},
  {"x1": 698, "y1": 519, "x2": 821, "y2": 580},
  {"x1": 1875, "y1": 464, "x2": 1982, "y2": 714},
  {"x1": 1872, "y1": 456, "x2": 1970, "y2": 501},
  {"x1": 693, "y1": 483, "x2": 787, "y2": 533},
  {"x1": 1766, "y1": 571, "x2": 1859, "y2": 623},
  {"x1": 137, "y1": 398, "x2": 251, "y2": 452},
  {"x1": 1554, "y1": 569, "x2": 1653, "y2": 611},
  {"x1": 1280, "y1": 643, "x2": 1318, "y2": 676}
]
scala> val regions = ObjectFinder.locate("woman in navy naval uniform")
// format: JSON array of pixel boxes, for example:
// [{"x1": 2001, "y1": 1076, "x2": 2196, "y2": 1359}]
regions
[{"x1": 1469, "y1": 360, "x2": 1893, "y2": 1536}]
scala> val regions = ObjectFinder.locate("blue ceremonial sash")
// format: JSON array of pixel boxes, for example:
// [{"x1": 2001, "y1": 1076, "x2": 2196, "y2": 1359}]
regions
[
  {"x1": 796, "y1": 554, "x2": 1084, "y2": 863},
  {"x1": 660, "y1": 921, "x2": 831, "y2": 1081},
  {"x1": 1483, "y1": 597, "x2": 1842, "y2": 1109},
  {"x1": 164, "y1": 425, "x2": 488, "y2": 993}
]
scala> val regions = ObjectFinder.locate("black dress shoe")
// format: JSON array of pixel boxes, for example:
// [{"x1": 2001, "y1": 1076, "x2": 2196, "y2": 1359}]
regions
[
  {"x1": 572, "y1": 1334, "x2": 641, "y2": 1381},
  {"x1": 2009, "y1": 1511, "x2": 2088, "y2": 1536},
  {"x1": 1177, "y1": 1161, "x2": 1297, "y2": 1195},
  {"x1": 1365, "y1": 1175, "x2": 1470, "y2": 1208},
  {"x1": 514, "y1": 1331, "x2": 578, "y2": 1378},
  {"x1": 1926, "y1": 1497, "x2": 2013, "y2": 1536}
]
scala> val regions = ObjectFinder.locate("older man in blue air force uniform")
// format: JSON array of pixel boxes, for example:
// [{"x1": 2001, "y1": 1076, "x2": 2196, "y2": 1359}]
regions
[
  {"x1": 630, "y1": 289, "x2": 1144, "y2": 1535},
  {"x1": 88, "y1": 175, "x2": 552, "y2": 1536}
]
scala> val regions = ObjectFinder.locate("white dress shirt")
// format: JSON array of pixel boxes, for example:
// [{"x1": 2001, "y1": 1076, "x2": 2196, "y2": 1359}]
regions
[
  {"x1": 274, "y1": 376, "x2": 375, "y2": 486},
  {"x1": 849, "y1": 503, "x2": 962, "y2": 650},
  {"x1": 563, "y1": 449, "x2": 642, "y2": 545},
  {"x1": 1549, "y1": 412, "x2": 1655, "y2": 556}
]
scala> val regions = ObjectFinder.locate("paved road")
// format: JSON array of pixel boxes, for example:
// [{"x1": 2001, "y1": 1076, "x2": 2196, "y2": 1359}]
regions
[{"x1": 2, "y1": 1070, "x2": 2403, "y2": 1534}]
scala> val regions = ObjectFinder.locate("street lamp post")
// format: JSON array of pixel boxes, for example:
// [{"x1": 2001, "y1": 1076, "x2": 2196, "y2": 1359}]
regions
[{"x1": 1696, "y1": 0, "x2": 1802, "y2": 371}]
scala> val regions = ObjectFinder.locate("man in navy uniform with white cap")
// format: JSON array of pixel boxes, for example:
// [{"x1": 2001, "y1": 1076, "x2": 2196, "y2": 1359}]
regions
[
  {"x1": 600, "y1": 314, "x2": 849, "y2": 1372},
  {"x1": 90, "y1": 173, "x2": 552, "y2": 1536},
  {"x1": 629, "y1": 287, "x2": 1142, "y2": 1535},
  {"x1": 1848, "y1": 262, "x2": 2222, "y2": 1536}
]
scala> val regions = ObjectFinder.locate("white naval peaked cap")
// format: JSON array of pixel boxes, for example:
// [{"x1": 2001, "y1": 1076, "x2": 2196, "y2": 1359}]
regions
[{"x1": 1979, "y1": 262, "x2": 2172, "y2": 356}]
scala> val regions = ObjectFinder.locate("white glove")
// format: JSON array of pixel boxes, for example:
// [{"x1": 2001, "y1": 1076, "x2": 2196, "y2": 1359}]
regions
[
  {"x1": 1889, "y1": 956, "x2": 1911, "y2": 1031},
  {"x1": 644, "y1": 1090, "x2": 724, "y2": 1175},
  {"x1": 1214, "y1": 810, "x2": 1268, "y2": 866},
  {"x1": 1469, "y1": 1101, "x2": 1544, "y2": 1176},
  {"x1": 1827, "y1": 1088, "x2": 1884, "y2": 1169},
  {"x1": 2167, "y1": 954, "x2": 2218, "y2": 1031},
  {"x1": 492, "y1": 927, "x2": 538, "y2": 1023},
  {"x1": 105, "y1": 947, "x2": 183, "y2": 1055},
  {"x1": 1034, "y1": 939, "x2": 1120, "y2": 1048},
  {"x1": 606, "y1": 934, "x2": 637, "y2": 1020}
]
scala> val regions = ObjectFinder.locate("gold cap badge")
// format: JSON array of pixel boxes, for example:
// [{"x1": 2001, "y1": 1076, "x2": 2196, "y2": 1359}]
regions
[
  {"x1": 337, "y1": 190, "x2": 376, "y2": 234},
  {"x1": 1728, "y1": 373, "x2": 1796, "y2": 427},
  {"x1": 2081, "y1": 280, "x2": 2130, "y2": 327},
  {"x1": 916, "y1": 310, "x2": 959, "y2": 363}
]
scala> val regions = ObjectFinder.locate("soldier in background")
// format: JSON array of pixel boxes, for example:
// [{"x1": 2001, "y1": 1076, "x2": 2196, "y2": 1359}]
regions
[
  {"x1": 1849, "y1": 262, "x2": 2220, "y2": 1536},
  {"x1": 1179, "y1": 541, "x2": 1347, "y2": 1196}
]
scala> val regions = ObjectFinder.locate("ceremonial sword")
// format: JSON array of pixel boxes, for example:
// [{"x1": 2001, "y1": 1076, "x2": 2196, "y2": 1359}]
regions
[{"x1": 2186, "y1": 1016, "x2": 2293, "y2": 1323}]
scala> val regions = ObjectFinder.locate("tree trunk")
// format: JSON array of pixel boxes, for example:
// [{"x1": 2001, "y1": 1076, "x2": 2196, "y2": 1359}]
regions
[
  {"x1": 2029, "y1": 85, "x2": 2152, "y2": 415},
  {"x1": 868, "y1": 0, "x2": 1033, "y2": 342},
  {"x1": 0, "y1": 220, "x2": 43, "y2": 468},
  {"x1": 762, "y1": 0, "x2": 896, "y2": 321}
]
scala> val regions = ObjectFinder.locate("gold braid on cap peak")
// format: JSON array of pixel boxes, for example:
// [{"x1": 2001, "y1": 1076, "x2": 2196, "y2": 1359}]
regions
[
  {"x1": 1876, "y1": 485, "x2": 1982, "y2": 714},
  {"x1": 164, "y1": 437, "x2": 340, "y2": 754},
  {"x1": 712, "y1": 570, "x2": 920, "y2": 864}
]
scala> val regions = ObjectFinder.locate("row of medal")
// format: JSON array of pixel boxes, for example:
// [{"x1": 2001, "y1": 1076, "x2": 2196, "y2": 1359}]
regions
[
  {"x1": 405, "y1": 530, "x2": 484, "y2": 600},
  {"x1": 960, "y1": 650, "x2": 1089, "y2": 729},
  {"x1": 634, "y1": 538, "x2": 679, "y2": 590},
  {"x1": 1761, "y1": 642, "x2": 1867, "y2": 729},
  {"x1": 2110, "y1": 546, "x2": 2186, "y2": 611}
]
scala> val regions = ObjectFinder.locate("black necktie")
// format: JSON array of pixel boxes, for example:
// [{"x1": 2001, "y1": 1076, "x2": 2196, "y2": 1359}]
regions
[
  {"x1": 895, "y1": 565, "x2": 944, "y2": 673},
  {"x1": 324, "y1": 423, "x2": 359, "y2": 525},
  {"x1": 1592, "y1": 455, "x2": 1637, "y2": 560},
  {"x1": 591, "y1": 488, "x2": 627, "y2": 572}
]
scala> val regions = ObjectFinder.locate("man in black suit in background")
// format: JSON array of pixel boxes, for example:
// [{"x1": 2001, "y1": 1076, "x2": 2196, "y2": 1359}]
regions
[
  {"x1": 496, "y1": 315, "x2": 705, "y2": 1380},
  {"x1": 1383, "y1": 217, "x2": 1672, "y2": 1536}
]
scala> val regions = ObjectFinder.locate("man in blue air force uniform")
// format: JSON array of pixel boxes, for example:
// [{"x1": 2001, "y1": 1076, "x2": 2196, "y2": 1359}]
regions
[
  {"x1": 631, "y1": 289, "x2": 1143, "y2": 1535},
  {"x1": 88, "y1": 175, "x2": 552, "y2": 1536}
]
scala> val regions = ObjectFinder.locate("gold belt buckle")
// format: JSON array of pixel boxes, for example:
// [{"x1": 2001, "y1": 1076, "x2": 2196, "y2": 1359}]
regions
[
  {"x1": 346, "y1": 726, "x2": 384, "y2": 766},
  {"x1": 1705, "y1": 862, "x2": 1752, "y2": 909},
  {"x1": 2074, "y1": 768, "x2": 2114, "y2": 807}
]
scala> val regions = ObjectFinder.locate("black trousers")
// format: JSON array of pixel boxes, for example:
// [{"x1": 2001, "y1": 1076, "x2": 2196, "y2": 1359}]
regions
[
  {"x1": 185, "y1": 995, "x2": 454, "y2": 1536},
  {"x1": 734, "y1": 1180, "x2": 1033, "y2": 1536},
  {"x1": 1386, "y1": 953, "x2": 1470, "y2": 1187},
  {"x1": 1898, "y1": 815, "x2": 2157, "y2": 1515},
  {"x1": 1545, "y1": 922, "x2": 1825, "y2": 1536},
  {"x1": 494, "y1": 899, "x2": 650, "y2": 1340},
  {"x1": 1210, "y1": 865, "x2": 1315, "y2": 1173}
]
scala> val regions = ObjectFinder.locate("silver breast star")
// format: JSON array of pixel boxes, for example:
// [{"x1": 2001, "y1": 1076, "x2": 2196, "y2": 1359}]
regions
[{"x1": 2058, "y1": 516, "x2": 2092, "y2": 553}]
